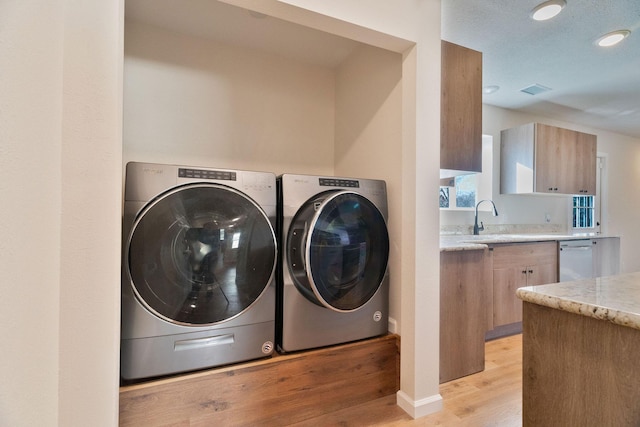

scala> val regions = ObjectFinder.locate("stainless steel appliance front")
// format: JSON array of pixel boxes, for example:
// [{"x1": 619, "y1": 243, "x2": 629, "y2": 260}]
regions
[
  {"x1": 277, "y1": 173, "x2": 390, "y2": 353},
  {"x1": 559, "y1": 239, "x2": 594, "y2": 281},
  {"x1": 121, "y1": 162, "x2": 277, "y2": 380}
]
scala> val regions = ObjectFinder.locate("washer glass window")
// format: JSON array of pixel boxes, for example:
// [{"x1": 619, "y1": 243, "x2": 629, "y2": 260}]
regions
[
  {"x1": 289, "y1": 191, "x2": 389, "y2": 311},
  {"x1": 127, "y1": 184, "x2": 276, "y2": 325}
]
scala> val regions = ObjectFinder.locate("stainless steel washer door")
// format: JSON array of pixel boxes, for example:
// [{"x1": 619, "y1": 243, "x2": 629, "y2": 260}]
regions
[
  {"x1": 287, "y1": 190, "x2": 389, "y2": 312},
  {"x1": 126, "y1": 183, "x2": 277, "y2": 326}
]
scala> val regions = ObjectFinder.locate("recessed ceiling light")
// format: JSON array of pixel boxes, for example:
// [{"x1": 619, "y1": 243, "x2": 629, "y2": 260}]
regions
[
  {"x1": 482, "y1": 85, "x2": 500, "y2": 95},
  {"x1": 530, "y1": 0, "x2": 566, "y2": 21},
  {"x1": 596, "y1": 30, "x2": 631, "y2": 47}
]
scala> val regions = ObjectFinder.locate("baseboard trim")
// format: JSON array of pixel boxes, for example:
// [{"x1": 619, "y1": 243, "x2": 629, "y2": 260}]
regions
[
  {"x1": 388, "y1": 317, "x2": 398, "y2": 334},
  {"x1": 396, "y1": 390, "x2": 443, "y2": 419},
  {"x1": 485, "y1": 322, "x2": 522, "y2": 341}
]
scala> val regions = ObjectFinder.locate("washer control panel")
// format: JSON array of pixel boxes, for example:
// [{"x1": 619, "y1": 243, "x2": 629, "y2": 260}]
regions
[
  {"x1": 318, "y1": 178, "x2": 359, "y2": 188},
  {"x1": 178, "y1": 168, "x2": 236, "y2": 181}
]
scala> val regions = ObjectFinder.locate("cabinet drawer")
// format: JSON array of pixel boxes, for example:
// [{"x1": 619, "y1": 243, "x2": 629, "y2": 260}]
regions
[{"x1": 492, "y1": 241, "x2": 558, "y2": 269}]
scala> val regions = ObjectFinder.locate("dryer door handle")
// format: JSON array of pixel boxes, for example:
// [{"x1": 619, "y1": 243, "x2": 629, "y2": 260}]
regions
[{"x1": 288, "y1": 228, "x2": 306, "y2": 271}]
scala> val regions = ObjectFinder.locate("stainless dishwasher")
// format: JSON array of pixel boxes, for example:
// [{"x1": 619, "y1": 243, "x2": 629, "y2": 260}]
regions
[{"x1": 559, "y1": 239, "x2": 594, "y2": 281}]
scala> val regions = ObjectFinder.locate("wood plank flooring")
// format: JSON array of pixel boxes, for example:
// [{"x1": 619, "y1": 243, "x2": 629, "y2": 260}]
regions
[{"x1": 292, "y1": 334, "x2": 523, "y2": 426}]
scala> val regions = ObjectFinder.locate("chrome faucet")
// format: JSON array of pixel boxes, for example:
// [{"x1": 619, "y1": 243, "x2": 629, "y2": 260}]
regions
[{"x1": 473, "y1": 199, "x2": 499, "y2": 235}]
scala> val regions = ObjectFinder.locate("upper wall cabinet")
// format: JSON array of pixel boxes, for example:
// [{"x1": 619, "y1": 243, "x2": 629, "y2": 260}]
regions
[
  {"x1": 500, "y1": 123, "x2": 597, "y2": 195},
  {"x1": 440, "y1": 40, "x2": 483, "y2": 178}
]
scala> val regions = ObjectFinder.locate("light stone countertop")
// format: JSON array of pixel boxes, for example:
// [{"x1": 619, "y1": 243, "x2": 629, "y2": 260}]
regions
[
  {"x1": 439, "y1": 233, "x2": 606, "y2": 252},
  {"x1": 517, "y1": 272, "x2": 640, "y2": 331}
]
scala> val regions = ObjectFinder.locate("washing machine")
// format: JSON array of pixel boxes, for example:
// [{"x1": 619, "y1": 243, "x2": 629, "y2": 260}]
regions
[
  {"x1": 121, "y1": 162, "x2": 277, "y2": 380},
  {"x1": 277, "y1": 173, "x2": 390, "y2": 353}
]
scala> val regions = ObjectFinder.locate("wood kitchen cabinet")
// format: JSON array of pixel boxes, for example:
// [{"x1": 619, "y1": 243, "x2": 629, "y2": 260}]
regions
[
  {"x1": 490, "y1": 242, "x2": 558, "y2": 331},
  {"x1": 440, "y1": 249, "x2": 490, "y2": 383},
  {"x1": 440, "y1": 40, "x2": 483, "y2": 176},
  {"x1": 500, "y1": 123, "x2": 597, "y2": 195},
  {"x1": 522, "y1": 294, "x2": 640, "y2": 425}
]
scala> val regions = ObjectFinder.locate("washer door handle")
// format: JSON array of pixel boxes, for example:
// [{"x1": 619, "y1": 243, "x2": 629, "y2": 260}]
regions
[{"x1": 288, "y1": 228, "x2": 305, "y2": 271}]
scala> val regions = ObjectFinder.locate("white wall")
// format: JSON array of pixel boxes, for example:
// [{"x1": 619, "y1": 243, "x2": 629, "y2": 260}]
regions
[
  {"x1": 0, "y1": 2, "x2": 62, "y2": 424},
  {"x1": 124, "y1": 20, "x2": 336, "y2": 175},
  {"x1": 0, "y1": 1, "x2": 123, "y2": 426},
  {"x1": 442, "y1": 103, "x2": 640, "y2": 273}
]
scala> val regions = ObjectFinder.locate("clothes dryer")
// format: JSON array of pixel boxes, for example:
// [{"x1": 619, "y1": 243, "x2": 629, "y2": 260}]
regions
[
  {"x1": 277, "y1": 174, "x2": 390, "y2": 352},
  {"x1": 121, "y1": 162, "x2": 277, "y2": 380}
]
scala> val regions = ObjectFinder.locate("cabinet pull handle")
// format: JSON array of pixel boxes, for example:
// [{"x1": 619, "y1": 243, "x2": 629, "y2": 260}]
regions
[
  {"x1": 529, "y1": 269, "x2": 534, "y2": 274},
  {"x1": 522, "y1": 270, "x2": 527, "y2": 274}
]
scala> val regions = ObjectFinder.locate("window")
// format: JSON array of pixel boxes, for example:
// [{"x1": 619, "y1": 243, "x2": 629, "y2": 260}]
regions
[
  {"x1": 440, "y1": 135, "x2": 493, "y2": 210},
  {"x1": 571, "y1": 156, "x2": 604, "y2": 233},
  {"x1": 439, "y1": 186, "x2": 450, "y2": 208},
  {"x1": 439, "y1": 174, "x2": 477, "y2": 209},
  {"x1": 572, "y1": 195, "x2": 594, "y2": 228}
]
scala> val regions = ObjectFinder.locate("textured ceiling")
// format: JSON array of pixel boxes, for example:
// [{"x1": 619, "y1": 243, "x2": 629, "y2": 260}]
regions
[{"x1": 442, "y1": 0, "x2": 640, "y2": 138}]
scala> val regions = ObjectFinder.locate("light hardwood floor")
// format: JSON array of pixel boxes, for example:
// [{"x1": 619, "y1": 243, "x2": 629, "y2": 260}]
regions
[{"x1": 290, "y1": 334, "x2": 523, "y2": 426}]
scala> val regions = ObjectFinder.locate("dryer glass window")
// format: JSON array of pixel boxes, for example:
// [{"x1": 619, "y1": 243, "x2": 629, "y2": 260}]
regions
[
  {"x1": 291, "y1": 192, "x2": 389, "y2": 311},
  {"x1": 127, "y1": 184, "x2": 276, "y2": 325}
]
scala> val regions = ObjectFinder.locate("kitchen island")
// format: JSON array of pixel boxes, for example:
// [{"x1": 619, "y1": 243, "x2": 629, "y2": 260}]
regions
[{"x1": 517, "y1": 273, "x2": 640, "y2": 426}]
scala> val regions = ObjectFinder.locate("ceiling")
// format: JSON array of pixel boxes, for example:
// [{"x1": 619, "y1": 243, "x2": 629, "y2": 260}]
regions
[
  {"x1": 442, "y1": 0, "x2": 640, "y2": 139},
  {"x1": 126, "y1": 0, "x2": 640, "y2": 138},
  {"x1": 125, "y1": 0, "x2": 361, "y2": 68}
]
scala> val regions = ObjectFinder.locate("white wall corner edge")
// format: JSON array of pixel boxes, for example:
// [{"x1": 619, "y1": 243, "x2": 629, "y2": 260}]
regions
[{"x1": 396, "y1": 390, "x2": 443, "y2": 419}]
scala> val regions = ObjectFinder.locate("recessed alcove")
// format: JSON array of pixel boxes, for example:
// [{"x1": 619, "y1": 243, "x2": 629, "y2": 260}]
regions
[
  {"x1": 122, "y1": 0, "x2": 411, "y2": 419},
  {"x1": 123, "y1": 2, "x2": 408, "y2": 329},
  {"x1": 124, "y1": 0, "x2": 404, "y2": 179}
]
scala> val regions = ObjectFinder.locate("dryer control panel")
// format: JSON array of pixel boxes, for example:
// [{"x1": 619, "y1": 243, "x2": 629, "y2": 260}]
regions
[
  {"x1": 178, "y1": 168, "x2": 236, "y2": 181},
  {"x1": 319, "y1": 178, "x2": 359, "y2": 188}
]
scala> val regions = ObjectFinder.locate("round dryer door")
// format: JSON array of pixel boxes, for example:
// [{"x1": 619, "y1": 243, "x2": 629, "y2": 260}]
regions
[
  {"x1": 287, "y1": 190, "x2": 389, "y2": 312},
  {"x1": 126, "y1": 183, "x2": 277, "y2": 326}
]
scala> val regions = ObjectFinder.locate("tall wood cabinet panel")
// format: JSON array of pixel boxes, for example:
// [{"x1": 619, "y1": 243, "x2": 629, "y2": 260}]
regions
[
  {"x1": 573, "y1": 129, "x2": 598, "y2": 194},
  {"x1": 440, "y1": 249, "x2": 490, "y2": 383},
  {"x1": 500, "y1": 123, "x2": 597, "y2": 195},
  {"x1": 491, "y1": 242, "x2": 558, "y2": 328},
  {"x1": 440, "y1": 40, "x2": 483, "y2": 176}
]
